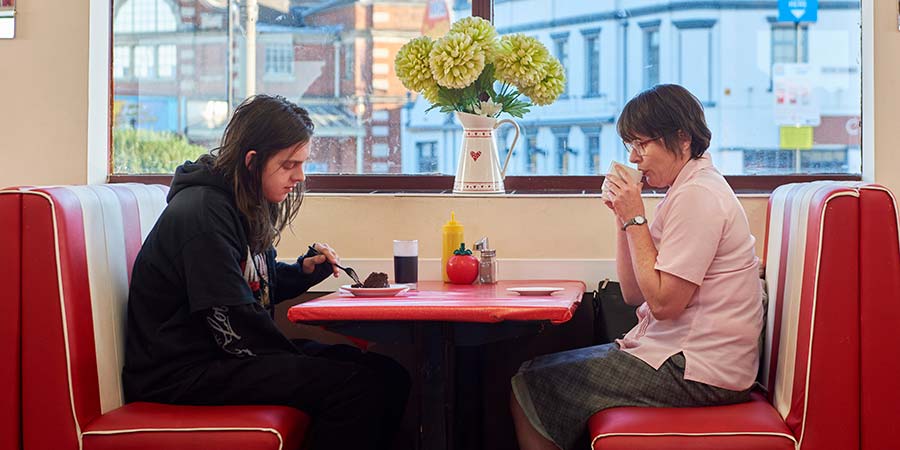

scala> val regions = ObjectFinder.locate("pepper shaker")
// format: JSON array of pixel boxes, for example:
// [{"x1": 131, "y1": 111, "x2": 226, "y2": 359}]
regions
[{"x1": 474, "y1": 237, "x2": 498, "y2": 284}]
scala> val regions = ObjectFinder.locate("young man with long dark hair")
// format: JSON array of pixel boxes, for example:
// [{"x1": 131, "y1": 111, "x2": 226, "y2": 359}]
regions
[{"x1": 123, "y1": 94, "x2": 410, "y2": 450}]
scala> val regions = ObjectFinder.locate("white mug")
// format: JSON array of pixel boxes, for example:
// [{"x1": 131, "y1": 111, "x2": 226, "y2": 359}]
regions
[{"x1": 602, "y1": 161, "x2": 643, "y2": 201}]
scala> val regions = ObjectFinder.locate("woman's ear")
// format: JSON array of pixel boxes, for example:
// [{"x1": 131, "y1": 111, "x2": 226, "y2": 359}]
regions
[
  {"x1": 244, "y1": 150, "x2": 257, "y2": 170},
  {"x1": 678, "y1": 131, "x2": 692, "y2": 156}
]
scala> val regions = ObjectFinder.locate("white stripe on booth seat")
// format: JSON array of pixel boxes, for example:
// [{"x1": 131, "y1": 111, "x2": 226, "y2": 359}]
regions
[
  {"x1": 771, "y1": 183, "x2": 817, "y2": 418},
  {"x1": 763, "y1": 182, "x2": 859, "y2": 445},
  {"x1": 761, "y1": 184, "x2": 789, "y2": 393},
  {"x1": 64, "y1": 184, "x2": 169, "y2": 415},
  {"x1": 128, "y1": 183, "x2": 168, "y2": 241},
  {"x1": 65, "y1": 186, "x2": 130, "y2": 414}
]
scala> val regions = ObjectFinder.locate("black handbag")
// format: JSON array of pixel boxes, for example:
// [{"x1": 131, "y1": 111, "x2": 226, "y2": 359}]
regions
[{"x1": 592, "y1": 279, "x2": 638, "y2": 345}]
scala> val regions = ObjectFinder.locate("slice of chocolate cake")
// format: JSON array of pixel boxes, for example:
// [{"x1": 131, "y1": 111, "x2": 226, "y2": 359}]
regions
[{"x1": 361, "y1": 271, "x2": 389, "y2": 288}]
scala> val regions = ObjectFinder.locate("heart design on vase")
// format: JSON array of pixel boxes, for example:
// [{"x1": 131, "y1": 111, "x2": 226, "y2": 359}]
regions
[{"x1": 470, "y1": 151, "x2": 482, "y2": 162}]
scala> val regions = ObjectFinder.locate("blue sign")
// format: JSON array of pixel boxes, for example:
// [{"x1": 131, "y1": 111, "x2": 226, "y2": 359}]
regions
[{"x1": 778, "y1": 0, "x2": 818, "y2": 23}]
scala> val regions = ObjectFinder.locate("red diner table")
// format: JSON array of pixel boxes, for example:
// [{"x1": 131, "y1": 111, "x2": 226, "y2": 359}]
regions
[{"x1": 288, "y1": 280, "x2": 585, "y2": 450}]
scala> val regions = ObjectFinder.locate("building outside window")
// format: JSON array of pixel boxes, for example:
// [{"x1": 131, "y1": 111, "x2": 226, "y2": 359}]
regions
[
  {"x1": 641, "y1": 23, "x2": 660, "y2": 90},
  {"x1": 114, "y1": 0, "x2": 177, "y2": 33},
  {"x1": 133, "y1": 45, "x2": 156, "y2": 79},
  {"x1": 416, "y1": 141, "x2": 438, "y2": 172},
  {"x1": 265, "y1": 43, "x2": 294, "y2": 77},
  {"x1": 157, "y1": 44, "x2": 176, "y2": 78},
  {"x1": 586, "y1": 133, "x2": 601, "y2": 174},
  {"x1": 109, "y1": 0, "x2": 861, "y2": 182},
  {"x1": 524, "y1": 129, "x2": 542, "y2": 174},
  {"x1": 583, "y1": 30, "x2": 600, "y2": 96},
  {"x1": 552, "y1": 32, "x2": 569, "y2": 96},
  {"x1": 555, "y1": 134, "x2": 574, "y2": 175},
  {"x1": 743, "y1": 148, "x2": 798, "y2": 174},
  {"x1": 344, "y1": 42, "x2": 354, "y2": 80},
  {"x1": 674, "y1": 20, "x2": 714, "y2": 104},
  {"x1": 772, "y1": 23, "x2": 808, "y2": 66},
  {"x1": 113, "y1": 46, "x2": 132, "y2": 79}
]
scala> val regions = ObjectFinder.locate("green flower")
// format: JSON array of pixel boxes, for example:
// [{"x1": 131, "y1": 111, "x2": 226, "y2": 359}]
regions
[
  {"x1": 450, "y1": 16, "x2": 499, "y2": 62},
  {"x1": 521, "y1": 58, "x2": 566, "y2": 106},
  {"x1": 422, "y1": 84, "x2": 441, "y2": 104},
  {"x1": 395, "y1": 36, "x2": 436, "y2": 92},
  {"x1": 494, "y1": 34, "x2": 550, "y2": 89},
  {"x1": 429, "y1": 32, "x2": 486, "y2": 89}
]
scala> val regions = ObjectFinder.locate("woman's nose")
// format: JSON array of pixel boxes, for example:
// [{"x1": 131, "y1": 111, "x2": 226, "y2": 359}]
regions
[{"x1": 628, "y1": 150, "x2": 641, "y2": 164}]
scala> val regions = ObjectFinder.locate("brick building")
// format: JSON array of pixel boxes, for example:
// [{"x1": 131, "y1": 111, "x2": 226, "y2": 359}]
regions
[{"x1": 113, "y1": 0, "x2": 431, "y2": 173}]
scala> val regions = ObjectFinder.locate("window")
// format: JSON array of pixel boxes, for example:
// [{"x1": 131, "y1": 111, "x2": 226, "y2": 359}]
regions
[
  {"x1": 674, "y1": 20, "x2": 714, "y2": 104},
  {"x1": 524, "y1": 128, "x2": 543, "y2": 174},
  {"x1": 113, "y1": 46, "x2": 132, "y2": 79},
  {"x1": 157, "y1": 44, "x2": 176, "y2": 78},
  {"x1": 552, "y1": 32, "x2": 569, "y2": 96},
  {"x1": 265, "y1": 43, "x2": 294, "y2": 77},
  {"x1": 555, "y1": 134, "x2": 574, "y2": 175},
  {"x1": 344, "y1": 42, "x2": 354, "y2": 80},
  {"x1": 416, "y1": 141, "x2": 438, "y2": 172},
  {"x1": 133, "y1": 45, "x2": 156, "y2": 79},
  {"x1": 114, "y1": 0, "x2": 177, "y2": 34},
  {"x1": 585, "y1": 132, "x2": 601, "y2": 174},
  {"x1": 583, "y1": 29, "x2": 601, "y2": 97},
  {"x1": 640, "y1": 21, "x2": 660, "y2": 90},
  {"x1": 110, "y1": 0, "x2": 862, "y2": 189},
  {"x1": 772, "y1": 22, "x2": 808, "y2": 66}
]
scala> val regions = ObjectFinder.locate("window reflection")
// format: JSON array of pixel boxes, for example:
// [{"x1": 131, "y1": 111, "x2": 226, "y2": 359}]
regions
[{"x1": 111, "y1": 0, "x2": 862, "y2": 177}]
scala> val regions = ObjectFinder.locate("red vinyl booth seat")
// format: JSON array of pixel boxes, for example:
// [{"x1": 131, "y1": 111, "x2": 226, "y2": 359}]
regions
[
  {"x1": 0, "y1": 184, "x2": 310, "y2": 450},
  {"x1": 589, "y1": 182, "x2": 900, "y2": 450}
]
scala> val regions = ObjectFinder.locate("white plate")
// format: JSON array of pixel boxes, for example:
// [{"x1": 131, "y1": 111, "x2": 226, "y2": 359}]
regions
[
  {"x1": 341, "y1": 284, "x2": 409, "y2": 297},
  {"x1": 506, "y1": 286, "x2": 565, "y2": 296}
]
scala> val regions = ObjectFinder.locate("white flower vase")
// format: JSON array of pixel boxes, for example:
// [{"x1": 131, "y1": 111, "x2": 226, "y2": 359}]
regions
[{"x1": 452, "y1": 111, "x2": 521, "y2": 194}]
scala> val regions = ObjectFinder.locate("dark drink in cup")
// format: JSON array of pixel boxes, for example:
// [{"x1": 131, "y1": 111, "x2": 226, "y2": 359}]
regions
[
  {"x1": 393, "y1": 240, "x2": 418, "y2": 289},
  {"x1": 394, "y1": 256, "x2": 418, "y2": 284}
]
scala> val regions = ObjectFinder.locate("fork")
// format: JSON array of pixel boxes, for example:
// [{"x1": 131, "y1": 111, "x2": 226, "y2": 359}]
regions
[{"x1": 308, "y1": 245, "x2": 362, "y2": 286}]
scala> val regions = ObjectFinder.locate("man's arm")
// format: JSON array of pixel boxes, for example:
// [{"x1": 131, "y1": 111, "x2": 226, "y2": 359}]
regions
[
  {"x1": 203, "y1": 302, "x2": 297, "y2": 356},
  {"x1": 271, "y1": 246, "x2": 333, "y2": 303}
]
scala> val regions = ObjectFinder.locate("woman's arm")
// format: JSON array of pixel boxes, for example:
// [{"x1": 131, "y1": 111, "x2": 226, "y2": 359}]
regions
[
  {"x1": 605, "y1": 169, "x2": 702, "y2": 320},
  {"x1": 614, "y1": 220, "x2": 645, "y2": 306},
  {"x1": 624, "y1": 224, "x2": 698, "y2": 320}
]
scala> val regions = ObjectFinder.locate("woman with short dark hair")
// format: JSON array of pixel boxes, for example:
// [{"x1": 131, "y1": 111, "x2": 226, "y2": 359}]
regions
[
  {"x1": 123, "y1": 94, "x2": 410, "y2": 450},
  {"x1": 510, "y1": 84, "x2": 762, "y2": 450}
]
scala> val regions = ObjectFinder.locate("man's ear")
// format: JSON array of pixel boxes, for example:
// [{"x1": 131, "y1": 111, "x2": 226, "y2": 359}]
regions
[{"x1": 244, "y1": 150, "x2": 257, "y2": 170}]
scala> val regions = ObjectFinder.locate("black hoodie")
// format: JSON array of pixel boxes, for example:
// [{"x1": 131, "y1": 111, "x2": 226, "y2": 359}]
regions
[{"x1": 122, "y1": 160, "x2": 332, "y2": 403}]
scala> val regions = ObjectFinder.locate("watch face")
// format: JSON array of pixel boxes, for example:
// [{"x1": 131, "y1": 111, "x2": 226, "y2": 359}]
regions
[{"x1": 635, "y1": 216, "x2": 646, "y2": 225}]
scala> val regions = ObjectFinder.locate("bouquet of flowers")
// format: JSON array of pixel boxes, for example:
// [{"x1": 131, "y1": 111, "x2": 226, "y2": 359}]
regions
[{"x1": 394, "y1": 17, "x2": 566, "y2": 118}]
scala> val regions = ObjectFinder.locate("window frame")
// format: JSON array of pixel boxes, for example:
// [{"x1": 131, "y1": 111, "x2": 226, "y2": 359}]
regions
[
  {"x1": 582, "y1": 29, "x2": 601, "y2": 97},
  {"x1": 551, "y1": 31, "x2": 570, "y2": 97},
  {"x1": 639, "y1": 20, "x2": 661, "y2": 90},
  {"x1": 108, "y1": 0, "x2": 862, "y2": 194}
]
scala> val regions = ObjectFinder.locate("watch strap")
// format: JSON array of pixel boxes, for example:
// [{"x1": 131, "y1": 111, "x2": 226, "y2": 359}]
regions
[{"x1": 622, "y1": 215, "x2": 646, "y2": 231}]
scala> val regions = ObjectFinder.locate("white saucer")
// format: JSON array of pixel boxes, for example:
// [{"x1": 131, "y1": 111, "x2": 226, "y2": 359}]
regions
[
  {"x1": 506, "y1": 286, "x2": 565, "y2": 296},
  {"x1": 341, "y1": 284, "x2": 409, "y2": 297}
]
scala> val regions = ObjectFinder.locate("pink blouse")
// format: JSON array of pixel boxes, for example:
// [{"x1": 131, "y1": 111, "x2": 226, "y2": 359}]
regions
[{"x1": 616, "y1": 154, "x2": 763, "y2": 391}]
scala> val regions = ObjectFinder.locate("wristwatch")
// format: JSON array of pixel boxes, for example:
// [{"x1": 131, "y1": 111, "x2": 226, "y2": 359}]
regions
[{"x1": 622, "y1": 215, "x2": 647, "y2": 231}]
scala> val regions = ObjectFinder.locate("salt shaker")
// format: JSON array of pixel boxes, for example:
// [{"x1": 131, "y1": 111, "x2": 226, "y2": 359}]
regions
[{"x1": 474, "y1": 237, "x2": 498, "y2": 284}]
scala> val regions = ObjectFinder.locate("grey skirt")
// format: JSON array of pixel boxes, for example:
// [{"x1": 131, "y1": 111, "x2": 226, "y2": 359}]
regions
[{"x1": 511, "y1": 343, "x2": 751, "y2": 450}]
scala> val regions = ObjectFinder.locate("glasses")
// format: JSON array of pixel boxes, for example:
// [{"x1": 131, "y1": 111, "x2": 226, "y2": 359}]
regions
[{"x1": 623, "y1": 136, "x2": 661, "y2": 156}]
